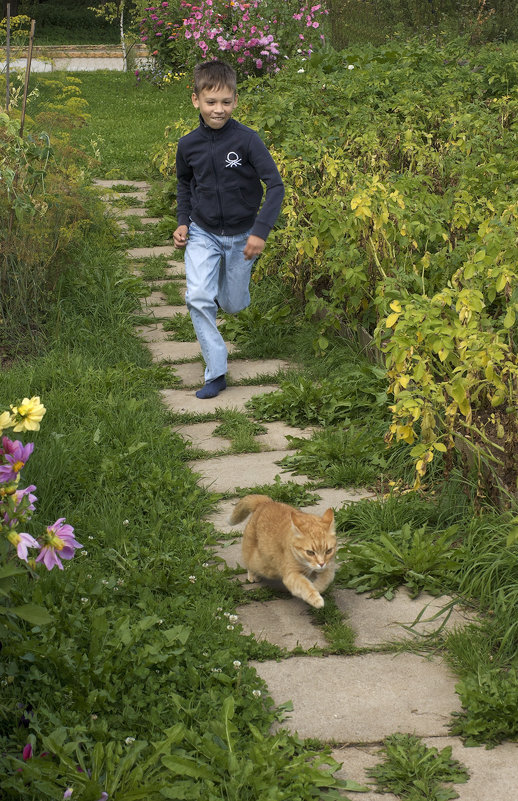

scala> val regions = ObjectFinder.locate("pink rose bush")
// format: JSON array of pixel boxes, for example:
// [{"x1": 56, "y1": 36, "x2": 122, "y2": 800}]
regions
[
  {"x1": 1, "y1": 398, "x2": 82, "y2": 572},
  {"x1": 139, "y1": 0, "x2": 328, "y2": 81}
]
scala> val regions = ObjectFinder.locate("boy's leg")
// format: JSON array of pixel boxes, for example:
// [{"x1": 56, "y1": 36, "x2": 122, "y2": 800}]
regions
[
  {"x1": 184, "y1": 223, "x2": 228, "y2": 388},
  {"x1": 217, "y1": 229, "x2": 256, "y2": 314}
]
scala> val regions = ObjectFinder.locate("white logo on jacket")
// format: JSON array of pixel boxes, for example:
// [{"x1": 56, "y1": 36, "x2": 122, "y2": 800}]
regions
[{"x1": 225, "y1": 151, "x2": 242, "y2": 168}]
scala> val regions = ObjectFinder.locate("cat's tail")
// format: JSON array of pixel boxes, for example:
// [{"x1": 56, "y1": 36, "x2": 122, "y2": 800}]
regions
[{"x1": 229, "y1": 494, "x2": 273, "y2": 525}]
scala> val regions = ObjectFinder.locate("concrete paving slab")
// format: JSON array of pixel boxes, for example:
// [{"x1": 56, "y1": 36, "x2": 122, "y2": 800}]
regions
[
  {"x1": 135, "y1": 324, "x2": 170, "y2": 343},
  {"x1": 141, "y1": 217, "x2": 161, "y2": 224},
  {"x1": 161, "y1": 384, "x2": 277, "y2": 415},
  {"x1": 330, "y1": 746, "x2": 399, "y2": 801},
  {"x1": 227, "y1": 359, "x2": 290, "y2": 380},
  {"x1": 300, "y1": 487, "x2": 376, "y2": 516},
  {"x1": 253, "y1": 653, "x2": 461, "y2": 741},
  {"x1": 189, "y1": 450, "x2": 310, "y2": 494},
  {"x1": 93, "y1": 179, "x2": 150, "y2": 189},
  {"x1": 117, "y1": 207, "x2": 148, "y2": 217},
  {"x1": 166, "y1": 260, "x2": 186, "y2": 276},
  {"x1": 212, "y1": 539, "x2": 243, "y2": 569},
  {"x1": 334, "y1": 588, "x2": 475, "y2": 648},
  {"x1": 141, "y1": 304, "x2": 189, "y2": 319},
  {"x1": 141, "y1": 290, "x2": 179, "y2": 306},
  {"x1": 127, "y1": 245, "x2": 177, "y2": 259},
  {"x1": 173, "y1": 421, "x2": 232, "y2": 452},
  {"x1": 170, "y1": 362, "x2": 204, "y2": 385},
  {"x1": 205, "y1": 499, "x2": 243, "y2": 534},
  {"x1": 254, "y1": 421, "x2": 314, "y2": 451},
  {"x1": 149, "y1": 341, "x2": 202, "y2": 361},
  {"x1": 423, "y1": 737, "x2": 518, "y2": 801},
  {"x1": 236, "y1": 598, "x2": 328, "y2": 650}
]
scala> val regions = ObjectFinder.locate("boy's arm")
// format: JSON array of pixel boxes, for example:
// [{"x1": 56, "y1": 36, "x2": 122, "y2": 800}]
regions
[
  {"x1": 248, "y1": 133, "x2": 285, "y2": 241},
  {"x1": 175, "y1": 144, "x2": 193, "y2": 228}
]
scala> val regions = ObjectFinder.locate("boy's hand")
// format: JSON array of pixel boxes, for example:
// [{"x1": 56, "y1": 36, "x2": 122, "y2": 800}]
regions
[
  {"x1": 173, "y1": 225, "x2": 189, "y2": 248},
  {"x1": 244, "y1": 235, "x2": 265, "y2": 260}
]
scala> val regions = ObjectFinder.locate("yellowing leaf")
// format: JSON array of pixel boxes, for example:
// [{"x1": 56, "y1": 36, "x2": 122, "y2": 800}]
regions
[
  {"x1": 386, "y1": 313, "x2": 400, "y2": 328},
  {"x1": 503, "y1": 307, "x2": 516, "y2": 329},
  {"x1": 389, "y1": 300, "x2": 402, "y2": 313}
]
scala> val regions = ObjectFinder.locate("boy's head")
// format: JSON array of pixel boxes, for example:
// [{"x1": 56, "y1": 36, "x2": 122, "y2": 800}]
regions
[{"x1": 192, "y1": 60, "x2": 238, "y2": 130}]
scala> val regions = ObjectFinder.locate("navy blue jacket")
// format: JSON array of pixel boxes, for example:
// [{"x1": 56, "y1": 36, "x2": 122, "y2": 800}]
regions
[{"x1": 176, "y1": 116, "x2": 284, "y2": 240}]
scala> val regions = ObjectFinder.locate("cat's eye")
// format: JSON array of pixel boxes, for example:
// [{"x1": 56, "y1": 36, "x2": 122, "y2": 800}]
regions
[
  {"x1": 326, "y1": 548, "x2": 334, "y2": 554},
  {"x1": 306, "y1": 550, "x2": 315, "y2": 556}
]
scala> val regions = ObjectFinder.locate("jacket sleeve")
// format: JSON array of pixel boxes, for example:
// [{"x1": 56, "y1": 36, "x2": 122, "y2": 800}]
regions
[
  {"x1": 248, "y1": 132, "x2": 284, "y2": 241},
  {"x1": 175, "y1": 140, "x2": 193, "y2": 228}
]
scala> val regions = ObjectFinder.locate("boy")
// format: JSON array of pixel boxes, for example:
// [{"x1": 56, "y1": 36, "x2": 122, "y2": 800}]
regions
[{"x1": 173, "y1": 60, "x2": 284, "y2": 399}]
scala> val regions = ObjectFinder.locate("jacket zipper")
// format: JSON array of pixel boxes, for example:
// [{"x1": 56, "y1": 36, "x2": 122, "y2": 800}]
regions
[{"x1": 210, "y1": 133, "x2": 225, "y2": 235}]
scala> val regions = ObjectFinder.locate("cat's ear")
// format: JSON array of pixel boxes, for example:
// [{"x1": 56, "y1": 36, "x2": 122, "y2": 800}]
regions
[
  {"x1": 322, "y1": 508, "x2": 334, "y2": 526},
  {"x1": 290, "y1": 511, "x2": 305, "y2": 536}
]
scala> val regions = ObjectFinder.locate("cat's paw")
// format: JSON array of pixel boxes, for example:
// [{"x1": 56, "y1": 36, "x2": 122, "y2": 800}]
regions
[
  {"x1": 310, "y1": 594, "x2": 324, "y2": 609},
  {"x1": 247, "y1": 570, "x2": 257, "y2": 582}
]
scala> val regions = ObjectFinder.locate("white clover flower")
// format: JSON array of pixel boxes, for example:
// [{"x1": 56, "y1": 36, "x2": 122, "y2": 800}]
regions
[
  {"x1": 252, "y1": 689, "x2": 262, "y2": 698},
  {"x1": 123, "y1": 519, "x2": 129, "y2": 526},
  {"x1": 102, "y1": 579, "x2": 109, "y2": 585},
  {"x1": 227, "y1": 624, "x2": 234, "y2": 631},
  {"x1": 81, "y1": 597, "x2": 89, "y2": 604},
  {"x1": 81, "y1": 550, "x2": 88, "y2": 556},
  {"x1": 88, "y1": 536, "x2": 94, "y2": 540},
  {"x1": 297, "y1": 68, "x2": 305, "y2": 73},
  {"x1": 125, "y1": 736, "x2": 136, "y2": 745},
  {"x1": 228, "y1": 614, "x2": 238, "y2": 623},
  {"x1": 233, "y1": 660, "x2": 241, "y2": 669},
  {"x1": 158, "y1": 619, "x2": 164, "y2": 625},
  {"x1": 216, "y1": 607, "x2": 223, "y2": 612},
  {"x1": 189, "y1": 575, "x2": 196, "y2": 583},
  {"x1": 348, "y1": 64, "x2": 354, "y2": 70},
  {"x1": 91, "y1": 714, "x2": 98, "y2": 720},
  {"x1": 202, "y1": 562, "x2": 210, "y2": 568},
  {"x1": 211, "y1": 667, "x2": 222, "y2": 673}
]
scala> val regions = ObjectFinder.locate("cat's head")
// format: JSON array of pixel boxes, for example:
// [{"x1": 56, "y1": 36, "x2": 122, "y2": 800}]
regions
[{"x1": 290, "y1": 508, "x2": 336, "y2": 572}]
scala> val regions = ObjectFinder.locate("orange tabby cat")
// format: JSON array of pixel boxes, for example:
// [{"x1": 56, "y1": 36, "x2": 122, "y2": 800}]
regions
[{"x1": 229, "y1": 494, "x2": 336, "y2": 608}]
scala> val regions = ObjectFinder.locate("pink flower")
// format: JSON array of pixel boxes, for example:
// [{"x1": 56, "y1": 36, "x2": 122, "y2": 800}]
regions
[
  {"x1": 0, "y1": 438, "x2": 34, "y2": 483},
  {"x1": 255, "y1": 58, "x2": 262, "y2": 69},
  {"x1": 312, "y1": 21, "x2": 319, "y2": 27},
  {"x1": 7, "y1": 529, "x2": 40, "y2": 562},
  {"x1": 35, "y1": 518, "x2": 83, "y2": 571},
  {"x1": 22, "y1": 744, "x2": 32, "y2": 761}
]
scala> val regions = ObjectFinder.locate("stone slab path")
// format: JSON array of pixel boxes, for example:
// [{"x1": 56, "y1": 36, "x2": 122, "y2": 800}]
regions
[{"x1": 99, "y1": 178, "x2": 518, "y2": 801}]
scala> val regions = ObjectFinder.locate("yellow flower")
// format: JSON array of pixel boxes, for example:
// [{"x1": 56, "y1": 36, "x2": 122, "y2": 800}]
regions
[
  {"x1": 11, "y1": 396, "x2": 46, "y2": 432},
  {"x1": 0, "y1": 410, "x2": 14, "y2": 434}
]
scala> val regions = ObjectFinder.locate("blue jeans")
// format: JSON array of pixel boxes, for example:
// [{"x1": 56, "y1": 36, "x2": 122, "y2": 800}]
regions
[{"x1": 185, "y1": 221, "x2": 256, "y2": 382}]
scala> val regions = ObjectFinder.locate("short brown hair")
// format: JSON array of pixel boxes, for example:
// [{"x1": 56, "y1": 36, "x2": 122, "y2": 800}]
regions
[{"x1": 193, "y1": 60, "x2": 237, "y2": 95}]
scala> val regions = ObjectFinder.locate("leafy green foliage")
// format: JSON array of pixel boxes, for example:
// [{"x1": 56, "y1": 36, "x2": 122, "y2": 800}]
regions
[
  {"x1": 234, "y1": 475, "x2": 321, "y2": 506},
  {"x1": 212, "y1": 409, "x2": 267, "y2": 453},
  {"x1": 340, "y1": 523, "x2": 462, "y2": 598},
  {"x1": 163, "y1": 312, "x2": 197, "y2": 341},
  {"x1": 451, "y1": 668, "x2": 518, "y2": 745},
  {"x1": 367, "y1": 733, "x2": 469, "y2": 801}
]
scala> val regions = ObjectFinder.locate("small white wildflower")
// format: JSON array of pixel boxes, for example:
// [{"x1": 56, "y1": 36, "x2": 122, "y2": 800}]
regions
[
  {"x1": 228, "y1": 614, "x2": 238, "y2": 623},
  {"x1": 211, "y1": 667, "x2": 222, "y2": 673},
  {"x1": 189, "y1": 575, "x2": 196, "y2": 583},
  {"x1": 202, "y1": 562, "x2": 210, "y2": 568},
  {"x1": 216, "y1": 607, "x2": 223, "y2": 612},
  {"x1": 123, "y1": 519, "x2": 129, "y2": 526},
  {"x1": 158, "y1": 619, "x2": 163, "y2": 624},
  {"x1": 252, "y1": 689, "x2": 262, "y2": 698},
  {"x1": 215, "y1": 615, "x2": 221, "y2": 620},
  {"x1": 91, "y1": 714, "x2": 98, "y2": 720},
  {"x1": 102, "y1": 579, "x2": 109, "y2": 585},
  {"x1": 297, "y1": 68, "x2": 305, "y2": 73},
  {"x1": 81, "y1": 550, "x2": 88, "y2": 556},
  {"x1": 86, "y1": 574, "x2": 92, "y2": 579},
  {"x1": 117, "y1": 578, "x2": 124, "y2": 585},
  {"x1": 227, "y1": 624, "x2": 234, "y2": 631},
  {"x1": 223, "y1": 611, "x2": 230, "y2": 618},
  {"x1": 203, "y1": 651, "x2": 209, "y2": 657},
  {"x1": 125, "y1": 736, "x2": 136, "y2": 745},
  {"x1": 81, "y1": 597, "x2": 89, "y2": 604},
  {"x1": 233, "y1": 660, "x2": 241, "y2": 669},
  {"x1": 114, "y1": 586, "x2": 119, "y2": 591},
  {"x1": 348, "y1": 64, "x2": 354, "y2": 70}
]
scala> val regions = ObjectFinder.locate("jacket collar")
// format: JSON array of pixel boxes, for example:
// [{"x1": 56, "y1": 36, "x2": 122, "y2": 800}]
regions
[{"x1": 198, "y1": 115, "x2": 234, "y2": 136}]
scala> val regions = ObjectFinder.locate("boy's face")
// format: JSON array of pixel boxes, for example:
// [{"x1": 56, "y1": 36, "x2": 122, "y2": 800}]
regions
[{"x1": 192, "y1": 85, "x2": 238, "y2": 129}]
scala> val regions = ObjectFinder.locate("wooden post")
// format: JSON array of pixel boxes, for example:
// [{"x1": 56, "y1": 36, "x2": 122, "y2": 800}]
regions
[
  {"x1": 5, "y1": 3, "x2": 10, "y2": 112},
  {"x1": 19, "y1": 18, "x2": 35, "y2": 137}
]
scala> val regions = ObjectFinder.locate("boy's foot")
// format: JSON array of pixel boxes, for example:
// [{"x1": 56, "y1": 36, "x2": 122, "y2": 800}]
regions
[{"x1": 196, "y1": 375, "x2": 227, "y2": 399}]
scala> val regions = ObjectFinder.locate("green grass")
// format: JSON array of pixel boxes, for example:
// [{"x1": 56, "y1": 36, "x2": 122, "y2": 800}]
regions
[{"x1": 27, "y1": 71, "x2": 194, "y2": 180}]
